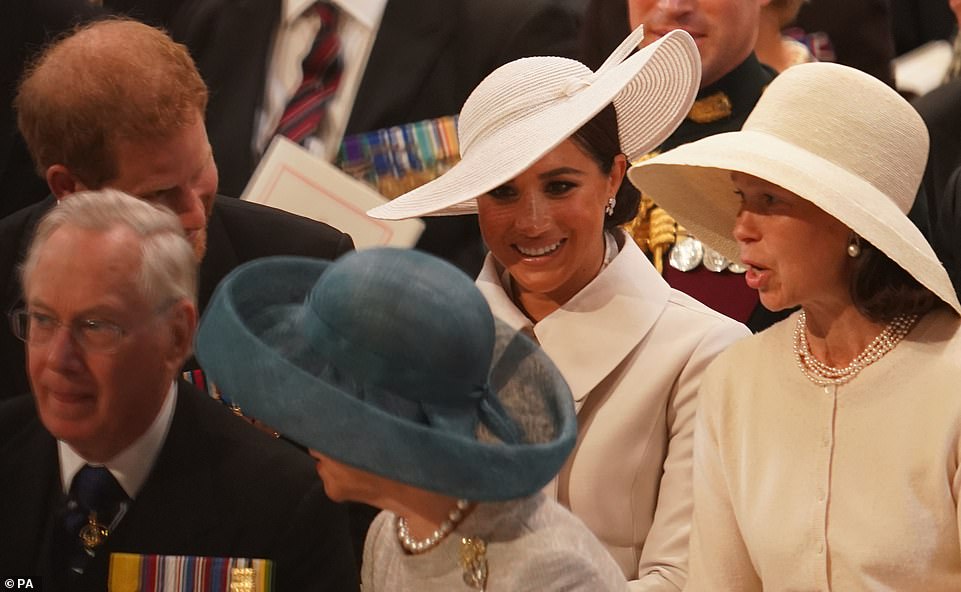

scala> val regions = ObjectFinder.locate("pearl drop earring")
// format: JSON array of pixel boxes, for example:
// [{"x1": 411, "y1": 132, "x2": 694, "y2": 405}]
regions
[{"x1": 605, "y1": 196, "x2": 616, "y2": 216}]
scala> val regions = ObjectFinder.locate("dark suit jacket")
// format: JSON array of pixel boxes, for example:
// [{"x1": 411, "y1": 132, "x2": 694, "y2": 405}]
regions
[
  {"x1": 794, "y1": 0, "x2": 896, "y2": 87},
  {"x1": 912, "y1": 78, "x2": 961, "y2": 300},
  {"x1": 926, "y1": 165, "x2": 961, "y2": 297},
  {"x1": 914, "y1": 78, "x2": 961, "y2": 219},
  {"x1": 104, "y1": 0, "x2": 585, "y2": 276},
  {"x1": 890, "y1": 0, "x2": 955, "y2": 56},
  {"x1": 0, "y1": 381, "x2": 359, "y2": 591},
  {"x1": 0, "y1": 195, "x2": 353, "y2": 400},
  {"x1": 105, "y1": 0, "x2": 584, "y2": 197}
]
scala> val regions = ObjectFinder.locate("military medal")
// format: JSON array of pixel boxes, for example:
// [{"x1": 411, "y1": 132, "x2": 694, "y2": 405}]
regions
[
  {"x1": 230, "y1": 567, "x2": 256, "y2": 592},
  {"x1": 702, "y1": 246, "x2": 730, "y2": 272},
  {"x1": 669, "y1": 236, "x2": 704, "y2": 272},
  {"x1": 79, "y1": 512, "x2": 109, "y2": 553},
  {"x1": 459, "y1": 536, "x2": 488, "y2": 591},
  {"x1": 727, "y1": 261, "x2": 748, "y2": 274}
]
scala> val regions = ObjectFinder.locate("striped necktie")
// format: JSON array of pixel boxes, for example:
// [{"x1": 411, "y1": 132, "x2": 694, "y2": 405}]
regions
[{"x1": 276, "y1": 2, "x2": 343, "y2": 144}]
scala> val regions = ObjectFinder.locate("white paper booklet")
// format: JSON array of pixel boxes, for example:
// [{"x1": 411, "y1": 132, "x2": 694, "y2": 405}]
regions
[
  {"x1": 893, "y1": 40, "x2": 953, "y2": 97},
  {"x1": 241, "y1": 136, "x2": 424, "y2": 249}
]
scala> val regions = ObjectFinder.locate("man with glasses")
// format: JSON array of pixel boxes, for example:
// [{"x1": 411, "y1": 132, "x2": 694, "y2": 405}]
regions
[
  {"x1": 0, "y1": 189, "x2": 358, "y2": 589},
  {"x1": 0, "y1": 18, "x2": 353, "y2": 401}
]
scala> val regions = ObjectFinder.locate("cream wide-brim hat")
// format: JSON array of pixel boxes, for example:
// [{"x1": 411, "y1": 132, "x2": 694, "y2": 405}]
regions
[
  {"x1": 367, "y1": 26, "x2": 701, "y2": 220},
  {"x1": 628, "y1": 62, "x2": 960, "y2": 314}
]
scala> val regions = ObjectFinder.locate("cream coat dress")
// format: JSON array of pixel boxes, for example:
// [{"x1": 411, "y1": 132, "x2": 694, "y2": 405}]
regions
[
  {"x1": 687, "y1": 307, "x2": 961, "y2": 591},
  {"x1": 477, "y1": 234, "x2": 749, "y2": 591}
]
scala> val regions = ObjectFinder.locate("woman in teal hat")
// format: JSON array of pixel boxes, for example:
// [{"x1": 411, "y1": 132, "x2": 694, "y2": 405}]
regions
[{"x1": 195, "y1": 247, "x2": 628, "y2": 591}]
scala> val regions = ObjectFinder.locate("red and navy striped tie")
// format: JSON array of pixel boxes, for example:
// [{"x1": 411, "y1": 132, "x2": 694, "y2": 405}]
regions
[{"x1": 276, "y1": 2, "x2": 343, "y2": 144}]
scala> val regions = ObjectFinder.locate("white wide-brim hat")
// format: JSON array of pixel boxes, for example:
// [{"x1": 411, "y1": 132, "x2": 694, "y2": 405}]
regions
[
  {"x1": 628, "y1": 62, "x2": 961, "y2": 314},
  {"x1": 367, "y1": 26, "x2": 701, "y2": 220}
]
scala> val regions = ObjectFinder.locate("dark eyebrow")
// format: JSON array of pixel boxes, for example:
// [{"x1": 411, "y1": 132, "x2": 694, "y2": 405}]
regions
[{"x1": 538, "y1": 167, "x2": 586, "y2": 180}]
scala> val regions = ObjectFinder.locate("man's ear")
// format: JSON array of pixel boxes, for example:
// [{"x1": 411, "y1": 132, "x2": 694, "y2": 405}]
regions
[
  {"x1": 164, "y1": 300, "x2": 199, "y2": 372},
  {"x1": 46, "y1": 165, "x2": 89, "y2": 199}
]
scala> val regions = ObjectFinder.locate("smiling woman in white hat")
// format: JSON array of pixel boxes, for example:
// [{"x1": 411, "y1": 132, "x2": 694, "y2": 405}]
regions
[
  {"x1": 369, "y1": 26, "x2": 750, "y2": 588},
  {"x1": 629, "y1": 61, "x2": 961, "y2": 590}
]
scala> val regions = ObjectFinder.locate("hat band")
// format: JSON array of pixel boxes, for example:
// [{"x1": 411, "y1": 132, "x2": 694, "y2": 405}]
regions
[
  {"x1": 301, "y1": 307, "x2": 525, "y2": 444},
  {"x1": 303, "y1": 308, "x2": 490, "y2": 407}
]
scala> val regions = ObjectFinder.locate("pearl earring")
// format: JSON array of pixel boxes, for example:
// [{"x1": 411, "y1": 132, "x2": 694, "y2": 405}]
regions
[
  {"x1": 605, "y1": 196, "x2": 616, "y2": 216},
  {"x1": 847, "y1": 235, "x2": 861, "y2": 258}
]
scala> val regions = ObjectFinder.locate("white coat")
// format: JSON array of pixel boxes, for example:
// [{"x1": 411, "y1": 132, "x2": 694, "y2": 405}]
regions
[{"x1": 477, "y1": 234, "x2": 749, "y2": 592}]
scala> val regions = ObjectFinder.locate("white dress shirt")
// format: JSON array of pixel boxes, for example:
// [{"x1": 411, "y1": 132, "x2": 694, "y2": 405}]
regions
[{"x1": 59, "y1": 381, "x2": 177, "y2": 499}]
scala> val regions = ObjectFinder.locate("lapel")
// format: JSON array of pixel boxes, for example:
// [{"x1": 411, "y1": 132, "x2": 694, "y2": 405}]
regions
[
  {"x1": 346, "y1": 0, "x2": 460, "y2": 133},
  {"x1": 106, "y1": 381, "x2": 220, "y2": 551},
  {"x1": 169, "y1": 0, "x2": 282, "y2": 197},
  {"x1": 197, "y1": 197, "x2": 241, "y2": 313},
  {"x1": 478, "y1": 238, "x2": 670, "y2": 406}
]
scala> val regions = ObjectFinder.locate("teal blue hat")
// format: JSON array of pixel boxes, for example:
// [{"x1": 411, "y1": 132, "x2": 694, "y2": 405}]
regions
[{"x1": 195, "y1": 248, "x2": 576, "y2": 501}]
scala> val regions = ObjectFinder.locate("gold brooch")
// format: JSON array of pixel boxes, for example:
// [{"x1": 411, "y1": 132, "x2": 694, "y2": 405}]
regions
[
  {"x1": 79, "y1": 512, "x2": 109, "y2": 552},
  {"x1": 687, "y1": 92, "x2": 733, "y2": 123},
  {"x1": 459, "y1": 537, "x2": 488, "y2": 591}
]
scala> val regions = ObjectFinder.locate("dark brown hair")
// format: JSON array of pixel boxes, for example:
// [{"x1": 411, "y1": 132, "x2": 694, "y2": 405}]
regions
[
  {"x1": 570, "y1": 103, "x2": 640, "y2": 229},
  {"x1": 849, "y1": 239, "x2": 942, "y2": 322}
]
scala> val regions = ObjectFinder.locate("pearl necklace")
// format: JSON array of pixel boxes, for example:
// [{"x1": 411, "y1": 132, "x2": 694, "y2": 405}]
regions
[
  {"x1": 395, "y1": 499, "x2": 471, "y2": 554},
  {"x1": 793, "y1": 311, "x2": 918, "y2": 386}
]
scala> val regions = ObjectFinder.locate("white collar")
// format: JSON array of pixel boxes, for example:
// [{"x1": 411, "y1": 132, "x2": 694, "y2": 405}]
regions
[
  {"x1": 59, "y1": 381, "x2": 178, "y2": 499},
  {"x1": 282, "y1": 0, "x2": 386, "y2": 28},
  {"x1": 498, "y1": 231, "x2": 621, "y2": 320},
  {"x1": 478, "y1": 234, "x2": 671, "y2": 403},
  {"x1": 283, "y1": 0, "x2": 314, "y2": 24}
]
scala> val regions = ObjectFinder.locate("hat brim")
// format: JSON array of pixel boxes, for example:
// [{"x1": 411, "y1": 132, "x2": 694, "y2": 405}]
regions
[
  {"x1": 195, "y1": 257, "x2": 577, "y2": 501},
  {"x1": 628, "y1": 130, "x2": 961, "y2": 314},
  {"x1": 368, "y1": 29, "x2": 700, "y2": 220}
]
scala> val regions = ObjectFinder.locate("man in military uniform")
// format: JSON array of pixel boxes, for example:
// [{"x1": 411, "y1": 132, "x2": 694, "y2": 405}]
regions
[{"x1": 624, "y1": 0, "x2": 789, "y2": 331}]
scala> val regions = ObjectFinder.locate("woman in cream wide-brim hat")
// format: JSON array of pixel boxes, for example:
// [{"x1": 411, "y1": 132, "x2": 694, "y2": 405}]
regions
[
  {"x1": 370, "y1": 25, "x2": 751, "y2": 588},
  {"x1": 629, "y1": 61, "x2": 961, "y2": 591}
]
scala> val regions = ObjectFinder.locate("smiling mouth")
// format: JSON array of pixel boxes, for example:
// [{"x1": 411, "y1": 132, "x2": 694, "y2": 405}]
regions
[{"x1": 515, "y1": 240, "x2": 564, "y2": 257}]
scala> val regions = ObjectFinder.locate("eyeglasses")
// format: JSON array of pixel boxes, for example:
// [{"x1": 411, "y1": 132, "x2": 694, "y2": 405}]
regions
[{"x1": 9, "y1": 309, "x2": 127, "y2": 353}]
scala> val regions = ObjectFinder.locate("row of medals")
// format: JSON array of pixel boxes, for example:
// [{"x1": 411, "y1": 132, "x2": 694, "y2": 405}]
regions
[{"x1": 669, "y1": 235, "x2": 747, "y2": 274}]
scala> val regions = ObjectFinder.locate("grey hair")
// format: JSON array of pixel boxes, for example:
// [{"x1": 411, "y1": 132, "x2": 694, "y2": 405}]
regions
[{"x1": 20, "y1": 189, "x2": 197, "y2": 307}]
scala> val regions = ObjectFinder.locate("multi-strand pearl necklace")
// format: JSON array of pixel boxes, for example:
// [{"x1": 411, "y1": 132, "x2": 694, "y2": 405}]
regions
[
  {"x1": 793, "y1": 310, "x2": 918, "y2": 386},
  {"x1": 395, "y1": 499, "x2": 471, "y2": 554}
]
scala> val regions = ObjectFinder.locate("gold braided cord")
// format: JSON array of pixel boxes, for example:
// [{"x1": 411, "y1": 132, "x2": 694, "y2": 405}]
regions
[
  {"x1": 687, "y1": 91, "x2": 733, "y2": 124},
  {"x1": 620, "y1": 94, "x2": 733, "y2": 275},
  {"x1": 622, "y1": 151, "x2": 680, "y2": 274}
]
